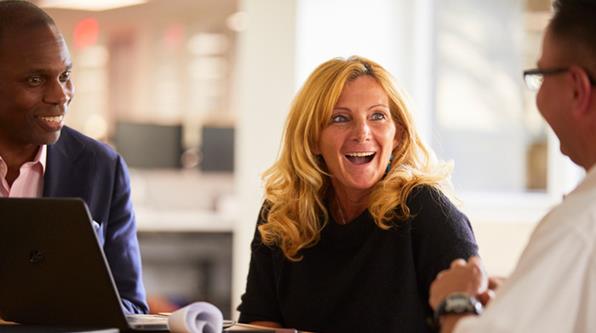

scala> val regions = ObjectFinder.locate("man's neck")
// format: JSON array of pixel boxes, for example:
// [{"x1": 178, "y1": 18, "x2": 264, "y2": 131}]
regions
[
  {"x1": 0, "y1": 144, "x2": 42, "y2": 186},
  {"x1": 585, "y1": 151, "x2": 596, "y2": 172},
  {"x1": 577, "y1": 147, "x2": 596, "y2": 172},
  {"x1": 586, "y1": 161, "x2": 596, "y2": 174}
]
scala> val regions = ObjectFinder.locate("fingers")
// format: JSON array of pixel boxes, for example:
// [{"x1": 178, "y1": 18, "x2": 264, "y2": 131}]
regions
[
  {"x1": 432, "y1": 259, "x2": 467, "y2": 281},
  {"x1": 488, "y1": 276, "x2": 506, "y2": 290},
  {"x1": 450, "y1": 258, "x2": 467, "y2": 268},
  {"x1": 430, "y1": 257, "x2": 487, "y2": 309},
  {"x1": 467, "y1": 256, "x2": 485, "y2": 274},
  {"x1": 467, "y1": 256, "x2": 482, "y2": 265},
  {"x1": 477, "y1": 289, "x2": 496, "y2": 306}
]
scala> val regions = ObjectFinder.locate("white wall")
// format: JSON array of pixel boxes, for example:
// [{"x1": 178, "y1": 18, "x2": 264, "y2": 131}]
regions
[
  {"x1": 296, "y1": 0, "x2": 434, "y2": 142},
  {"x1": 232, "y1": 0, "x2": 298, "y2": 318}
]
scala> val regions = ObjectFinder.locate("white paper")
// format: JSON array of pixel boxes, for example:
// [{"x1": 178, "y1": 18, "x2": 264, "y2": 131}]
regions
[{"x1": 168, "y1": 302, "x2": 223, "y2": 333}]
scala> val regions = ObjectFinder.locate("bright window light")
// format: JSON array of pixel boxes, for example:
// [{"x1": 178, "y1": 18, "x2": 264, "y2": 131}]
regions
[{"x1": 39, "y1": 0, "x2": 147, "y2": 11}]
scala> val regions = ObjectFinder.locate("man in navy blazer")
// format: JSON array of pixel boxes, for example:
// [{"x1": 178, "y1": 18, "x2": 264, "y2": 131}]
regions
[
  {"x1": 0, "y1": 1, "x2": 148, "y2": 314},
  {"x1": 44, "y1": 126, "x2": 149, "y2": 314}
]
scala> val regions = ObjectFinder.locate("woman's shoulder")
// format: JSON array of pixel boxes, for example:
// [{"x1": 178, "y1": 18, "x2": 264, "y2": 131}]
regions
[
  {"x1": 406, "y1": 184, "x2": 451, "y2": 209},
  {"x1": 406, "y1": 185, "x2": 466, "y2": 227},
  {"x1": 251, "y1": 202, "x2": 285, "y2": 254}
]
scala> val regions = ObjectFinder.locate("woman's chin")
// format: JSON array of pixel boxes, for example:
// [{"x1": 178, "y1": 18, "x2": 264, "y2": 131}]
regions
[{"x1": 335, "y1": 177, "x2": 382, "y2": 193}]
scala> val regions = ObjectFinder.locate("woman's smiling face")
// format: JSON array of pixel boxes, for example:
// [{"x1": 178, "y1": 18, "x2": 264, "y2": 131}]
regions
[{"x1": 316, "y1": 75, "x2": 398, "y2": 197}]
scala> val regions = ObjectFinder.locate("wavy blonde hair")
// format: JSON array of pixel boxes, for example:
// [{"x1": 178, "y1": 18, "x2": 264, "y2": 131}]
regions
[{"x1": 260, "y1": 56, "x2": 452, "y2": 261}]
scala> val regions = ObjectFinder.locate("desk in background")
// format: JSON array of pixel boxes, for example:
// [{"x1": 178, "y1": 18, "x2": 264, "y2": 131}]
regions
[{"x1": 135, "y1": 208, "x2": 234, "y2": 318}]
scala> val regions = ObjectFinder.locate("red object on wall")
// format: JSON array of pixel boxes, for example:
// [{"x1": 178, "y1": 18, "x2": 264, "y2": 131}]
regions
[
  {"x1": 74, "y1": 17, "x2": 99, "y2": 49},
  {"x1": 164, "y1": 23, "x2": 184, "y2": 50}
]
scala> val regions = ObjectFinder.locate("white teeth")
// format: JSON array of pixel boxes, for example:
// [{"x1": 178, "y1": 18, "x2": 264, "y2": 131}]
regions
[
  {"x1": 346, "y1": 152, "x2": 375, "y2": 157},
  {"x1": 40, "y1": 115, "x2": 63, "y2": 123}
]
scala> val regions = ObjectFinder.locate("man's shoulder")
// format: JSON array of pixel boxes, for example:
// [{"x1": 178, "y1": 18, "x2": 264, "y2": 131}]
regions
[{"x1": 56, "y1": 126, "x2": 119, "y2": 161}]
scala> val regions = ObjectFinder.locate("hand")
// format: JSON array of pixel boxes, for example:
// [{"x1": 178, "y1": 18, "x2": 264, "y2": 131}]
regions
[
  {"x1": 477, "y1": 275, "x2": 506, "y2": 306},
  {"x1": 488, "y1": 275, "x2": 506, "y2": 290},
  {"x1": 429, "y1": 256, "x2": 488, "y2": 309}
]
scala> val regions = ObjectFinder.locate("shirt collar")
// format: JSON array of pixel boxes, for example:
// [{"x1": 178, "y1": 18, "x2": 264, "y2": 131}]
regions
[
  {"x1": 587, "y1": 164, "x2": 596, "y2": 176},
  {"x1": 0, "y1": 145, "x2": 47, "y2": 172},
  {"x1": 584, "y1": 164, "x2": 596, "y2": 184},
  {"x1": 570, "y1": 164, "x2": 596, "y2": 195},
  {"x1": 36, "y1": 145, "x2": 48, "y2": 173}
]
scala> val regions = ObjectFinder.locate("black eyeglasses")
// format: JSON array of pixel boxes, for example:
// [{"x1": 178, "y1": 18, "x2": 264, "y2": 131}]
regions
[{"x1": 523, "y1": 67, "x2": 596, "y2": 91}]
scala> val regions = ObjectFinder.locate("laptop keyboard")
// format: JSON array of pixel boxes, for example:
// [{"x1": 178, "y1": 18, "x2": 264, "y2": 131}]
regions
[{"x1": 126, "y1": 314, "x2": 169, "y2": 324}]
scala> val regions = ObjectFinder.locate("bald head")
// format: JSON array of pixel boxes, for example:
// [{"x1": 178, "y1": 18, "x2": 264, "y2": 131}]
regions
[{"x1": 0, "y1": 0, "x2": 57, "y2": 44}]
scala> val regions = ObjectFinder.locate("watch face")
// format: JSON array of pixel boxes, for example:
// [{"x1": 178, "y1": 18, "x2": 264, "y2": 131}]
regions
[
  {"x1": 435, "y1": 293, "x2": 483, "y2": 327},
  {"x1": 445, "y1": 297, "x2": 473, "y2": 313},
  {"x1": 442, "y1": 293, "x2": 483, "y2": 315}
]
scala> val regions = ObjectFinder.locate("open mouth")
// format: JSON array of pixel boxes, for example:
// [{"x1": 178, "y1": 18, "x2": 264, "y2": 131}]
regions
[
  {"x1": 345, "y1": 152, "x2": 375, "y2": 165},
  {"x1": 39, "y1": 115, "x2": 64, "y2": 124},
  {"x1": 36, "y1": 114, "x2": 65, "y2": 131}
]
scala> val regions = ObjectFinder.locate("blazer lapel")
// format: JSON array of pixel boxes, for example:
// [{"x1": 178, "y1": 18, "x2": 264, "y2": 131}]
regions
[{"x1": 43, "y1": 128, "x2": 88, "y2": 197}]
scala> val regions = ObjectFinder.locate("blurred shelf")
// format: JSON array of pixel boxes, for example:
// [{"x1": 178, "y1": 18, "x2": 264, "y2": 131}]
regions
[{"x1": 136, "y1": 208, "x2": 234, "y2": 232}]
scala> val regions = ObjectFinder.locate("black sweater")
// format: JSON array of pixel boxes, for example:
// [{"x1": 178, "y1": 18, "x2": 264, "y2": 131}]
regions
[{"x1": 238, "y1": 186, "x2": 478, "y2": 333}]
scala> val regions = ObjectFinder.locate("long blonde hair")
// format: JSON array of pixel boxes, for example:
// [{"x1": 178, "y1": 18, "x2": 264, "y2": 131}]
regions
[{"x1": 260, "y1": 56, "x2": 452, "y2": 261}]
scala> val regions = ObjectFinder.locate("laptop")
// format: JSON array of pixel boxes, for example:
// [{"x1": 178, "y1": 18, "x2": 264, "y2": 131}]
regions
[{"x1": 0, "y1": 198, "x2": 168, "y2": 331}]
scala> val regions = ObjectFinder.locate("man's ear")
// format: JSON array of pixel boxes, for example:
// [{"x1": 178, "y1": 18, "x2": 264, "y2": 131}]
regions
[{"x1": 568, "y1": 65, "x2": 593, "y2": 116}]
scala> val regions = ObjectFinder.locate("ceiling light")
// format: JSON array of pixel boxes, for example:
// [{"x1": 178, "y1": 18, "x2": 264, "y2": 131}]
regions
[{"x1": 39, "y1": 0, "x2": 147, "y2": 11}]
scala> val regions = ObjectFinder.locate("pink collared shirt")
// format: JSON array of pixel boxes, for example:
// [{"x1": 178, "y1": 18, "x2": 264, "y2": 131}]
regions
[{"x1": 0, "y1": 145, "x2": 47, "y2": 198}]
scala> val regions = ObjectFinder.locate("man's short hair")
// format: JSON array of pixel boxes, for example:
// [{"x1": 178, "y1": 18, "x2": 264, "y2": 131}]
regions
[
  {"x1": 550, "y1": 0, "x2": 596, "y2": 77},
  {"x1": 0, "y1": 0, "x2": 56, "y2": 44}
]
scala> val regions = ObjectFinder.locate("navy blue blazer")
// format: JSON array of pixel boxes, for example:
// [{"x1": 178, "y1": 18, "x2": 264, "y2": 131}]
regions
[{"x1": 44, "y1": 126, "x2": 148, "y2": 314}]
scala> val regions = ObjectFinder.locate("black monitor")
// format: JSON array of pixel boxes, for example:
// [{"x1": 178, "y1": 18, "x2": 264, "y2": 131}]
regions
[
  {"x1": 114, "y1": 121, "x2": 183, "y2": 169},
  {"x1": 200, "y1": 126, "x2": 234, "y2": 172}
]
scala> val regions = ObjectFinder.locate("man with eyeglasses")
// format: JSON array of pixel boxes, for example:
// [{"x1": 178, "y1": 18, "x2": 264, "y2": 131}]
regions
[{"x1": 428, "y1": 0, "x2": 596, "y2": 332}]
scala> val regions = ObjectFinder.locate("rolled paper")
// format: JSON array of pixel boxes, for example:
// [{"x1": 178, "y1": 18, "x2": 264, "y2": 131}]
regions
[{"x1": 168, "y1": 302, "x2": 224, "y2": 333}]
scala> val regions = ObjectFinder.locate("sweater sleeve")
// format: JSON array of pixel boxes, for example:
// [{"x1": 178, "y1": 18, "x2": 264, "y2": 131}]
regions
[
  {"x1": 237, "y1": 204, "x2": 284, "y2": 324},
  {"x1": 409, "y1": 186, "x2": 479, "y2": 305}
]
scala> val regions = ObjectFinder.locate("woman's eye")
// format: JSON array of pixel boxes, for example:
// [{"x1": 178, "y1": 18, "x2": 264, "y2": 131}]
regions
[
  {"x1": 27, "y1": 76, "x2": 44, "y2": 87},
  {"x1": 331, "y1": 114, "x2": 348, "y2": 123},
  {"x1": 371, "y1": 112, "x2": 387, "y2": 120}
]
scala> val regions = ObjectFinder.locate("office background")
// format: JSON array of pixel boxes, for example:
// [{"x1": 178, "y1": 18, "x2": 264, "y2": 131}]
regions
[{"x1": 35, "y1": 0, "x2": 583, "y2": 319}]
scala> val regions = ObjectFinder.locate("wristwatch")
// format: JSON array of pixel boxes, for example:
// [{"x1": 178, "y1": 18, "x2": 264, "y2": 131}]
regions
[{"x1": 434, "y1": 292, "x2": 483, "y2": 326}]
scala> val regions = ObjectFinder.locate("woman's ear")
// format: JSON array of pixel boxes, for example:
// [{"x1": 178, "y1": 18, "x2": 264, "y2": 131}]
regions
[
  {"x1": 312, "y1": 147, "x2": 320, "y2": 155},
  {"x1": 393, "y1": 123, "x2": 405, "y2": 149},
  {"x1": 568, "y1": 65, "x2": 593, "y2": 116},
  {"x1": 311, "y1": 140, "x2": 321, "y2": 155}
]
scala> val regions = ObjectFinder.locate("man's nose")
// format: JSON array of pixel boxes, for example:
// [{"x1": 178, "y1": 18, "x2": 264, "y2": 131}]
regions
[{"x1": 44, "y1": 79, "x2": 72, "y2": 105}]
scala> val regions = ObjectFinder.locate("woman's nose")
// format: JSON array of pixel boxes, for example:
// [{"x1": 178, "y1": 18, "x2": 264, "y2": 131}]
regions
[{"x1": 352, "y1": 120, "x2": 371, "y2": 143}]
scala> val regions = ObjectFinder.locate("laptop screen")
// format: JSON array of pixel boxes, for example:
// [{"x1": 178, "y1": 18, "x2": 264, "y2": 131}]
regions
[{"x1": 0, "y1": 198, "x2": 129, "y2": 329}]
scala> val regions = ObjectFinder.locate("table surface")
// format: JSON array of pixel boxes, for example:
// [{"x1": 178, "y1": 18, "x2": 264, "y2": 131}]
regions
[{"x1": 0, "y1": 322, "x2": 301, "y2": 333}]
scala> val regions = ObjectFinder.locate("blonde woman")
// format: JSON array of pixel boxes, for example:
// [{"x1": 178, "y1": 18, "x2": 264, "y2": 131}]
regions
[{"x1": 237, "y1": 56, "x2": 478, "y2": 332}]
